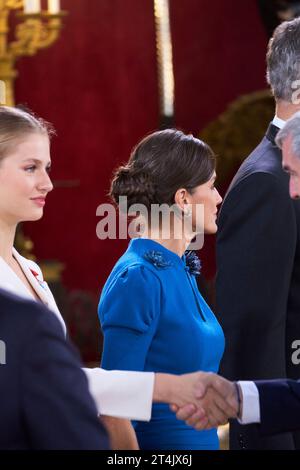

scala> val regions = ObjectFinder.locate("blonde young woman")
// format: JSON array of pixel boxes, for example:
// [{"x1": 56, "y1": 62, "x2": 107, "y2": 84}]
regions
[{"x1": 0, "y1": 106, "x2": 235, "y2": 449}]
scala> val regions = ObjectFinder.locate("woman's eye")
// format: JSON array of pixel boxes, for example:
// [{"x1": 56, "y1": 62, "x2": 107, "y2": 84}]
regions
[
  {"x1": 25, "y1": 166, "x2": 36, "y2": 173},
  {"x1": 46, "y1": 166, "x2": 51, "y2": 174}
]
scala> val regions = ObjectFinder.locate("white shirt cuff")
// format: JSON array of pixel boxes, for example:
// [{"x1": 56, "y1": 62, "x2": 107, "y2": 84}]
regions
[
  {"x1": 237, "y1": 381, "x2": 261, "y2": 424},
  {"x1": 82, "y1": 368, "x2": 155, "y2": 421}
]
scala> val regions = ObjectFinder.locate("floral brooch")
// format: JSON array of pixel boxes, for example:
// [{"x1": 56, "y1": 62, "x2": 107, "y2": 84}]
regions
[
  {"x1": 30, "y1": 269, "x2": 47, "y2": 290},
  {"x1": 184, "y1": 251, "x2": 201, "y2": 276},
  {"x1": 143, "y1": 251, "x2": 172, "y2": 269},
  {"x1": 143, "y1": 249, "x2": 201, "y2": 276}
]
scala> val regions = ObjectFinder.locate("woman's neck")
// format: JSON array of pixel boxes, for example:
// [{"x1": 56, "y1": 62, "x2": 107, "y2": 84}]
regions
[
  {"x1": 0, "y1": 220, "x2": 17, "y2": 263},
  {"x1": 138, "y1": 216, "x2": 196, "y2": 258},
  {"x1": 149, "y1": 237, "x2": 188, "y2": 258}
]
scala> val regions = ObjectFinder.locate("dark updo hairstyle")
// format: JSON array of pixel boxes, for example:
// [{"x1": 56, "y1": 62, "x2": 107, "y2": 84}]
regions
[{"x1": 110, "y1": 129, "x2": 216, "y2": 209}]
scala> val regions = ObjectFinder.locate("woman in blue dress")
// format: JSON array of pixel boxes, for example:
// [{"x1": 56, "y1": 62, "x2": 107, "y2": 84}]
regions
[{"x1": 98, "y1": 129, "x2": 224, "y2": 450}]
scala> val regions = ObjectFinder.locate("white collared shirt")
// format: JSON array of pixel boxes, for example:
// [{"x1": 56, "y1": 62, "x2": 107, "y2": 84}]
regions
[
  {"x1": 238, "y1": 381, "x2": 261, "y2": 424},
  {"x1": 272, "y1": 115, "x2": 286, "y2": 130}
]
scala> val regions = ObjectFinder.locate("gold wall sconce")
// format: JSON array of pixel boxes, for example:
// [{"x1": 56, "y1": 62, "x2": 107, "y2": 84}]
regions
[{"x1": 0, "y1": 0, "x2": 67, "y2": 106}]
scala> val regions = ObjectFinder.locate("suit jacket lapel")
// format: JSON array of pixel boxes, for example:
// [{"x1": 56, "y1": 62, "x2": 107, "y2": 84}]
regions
[
  {"x1": 12, "y1": 248, "x2": 67, "y2": 334},
  {"x1": 0, "y1": 256, "x2": 34, "y2": 301},
  {"x1": 12, "y1": 248, "x2": 49, "y2": 304},
  {"x1": 266, "y1": 123, "x2": 280, "y2": 145}
]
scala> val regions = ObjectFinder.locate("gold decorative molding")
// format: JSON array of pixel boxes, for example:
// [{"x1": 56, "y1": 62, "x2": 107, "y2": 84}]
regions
[
  {"x1": 0, "y1": 0, "x2": 67, "y2": 106},
  {"x1": 10, "y1": 12, "x2": 66, "y2": 57}
]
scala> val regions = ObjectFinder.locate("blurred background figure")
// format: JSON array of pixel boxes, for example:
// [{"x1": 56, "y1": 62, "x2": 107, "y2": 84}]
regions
[{"x1": 258, "y1": 0, "x2": 300, "y2": 36}]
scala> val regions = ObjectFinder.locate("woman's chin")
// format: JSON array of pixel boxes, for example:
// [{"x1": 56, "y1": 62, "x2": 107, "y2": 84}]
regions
[
  {"x1": 204, "y1": 223, "x2": 218, "y2": 235},
  {"x1": 23, "y1": 210, "x2": 44, "y2": 222}
]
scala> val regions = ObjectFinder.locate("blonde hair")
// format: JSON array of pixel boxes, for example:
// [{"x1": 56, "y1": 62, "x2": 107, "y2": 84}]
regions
[{"x1": 0, "y1": 105, "x2": 55, "y2": 162}]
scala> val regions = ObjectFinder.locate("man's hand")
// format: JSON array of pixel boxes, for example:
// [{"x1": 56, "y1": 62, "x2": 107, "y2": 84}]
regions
[{"x1": 168, "y1": 372, "x2": 240, "y2": 430}]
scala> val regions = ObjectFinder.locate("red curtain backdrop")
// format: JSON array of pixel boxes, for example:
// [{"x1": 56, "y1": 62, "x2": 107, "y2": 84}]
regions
[
  {"x1": 170, "y1": 0, "x2": 268, "y2": 279},
  {"x1": 171, "y1": 0, "x2": 267, "y2": 134},
  {"x1": 15, "y1": 0, "x2": 267, "y2": 295}
]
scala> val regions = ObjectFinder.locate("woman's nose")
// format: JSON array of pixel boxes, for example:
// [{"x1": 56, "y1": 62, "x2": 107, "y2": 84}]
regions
[
  {"x1": 215, "y1": 188, "x2": 223, "y2": 205},
  {"x1": 38, "y1": 171, "x2": 53, "y2": 193}
]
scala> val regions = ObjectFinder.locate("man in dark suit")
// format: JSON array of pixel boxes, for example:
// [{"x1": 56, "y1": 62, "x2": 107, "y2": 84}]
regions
[
  {"x1": 252, "y1": 111, "x2": 300, "y2": 437},
  {"x1": 0, "y1": 288, "x2": 109, "y2": 449},
  {"x1": 216, "y1": 17, "x2": 300, "y2": 449},
  {"x1": 172, "y1": 112, "x2": 300, "y2": 437}
]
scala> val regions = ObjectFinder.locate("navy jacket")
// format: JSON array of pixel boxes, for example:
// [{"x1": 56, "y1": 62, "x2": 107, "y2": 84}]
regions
[
  {"x1": 0, "y1": 288, "x2": 109, "y2": 450},
  {"x1": 216, "y1": 123, "x2": 300, "y2": 449},
  {"x1": 256, "y1": 379, "x2": 300, "y2": 436}
]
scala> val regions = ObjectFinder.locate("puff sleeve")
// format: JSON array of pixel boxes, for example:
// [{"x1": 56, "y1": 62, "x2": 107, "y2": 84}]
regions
[{"x1": 98, "y1": 264, "x2": 161, "y2": 371}]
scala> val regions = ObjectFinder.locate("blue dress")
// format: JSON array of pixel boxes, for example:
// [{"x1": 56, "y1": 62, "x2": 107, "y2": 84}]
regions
[{"x1": 98, "y1": 238, "x2": 225, "y2": 450}]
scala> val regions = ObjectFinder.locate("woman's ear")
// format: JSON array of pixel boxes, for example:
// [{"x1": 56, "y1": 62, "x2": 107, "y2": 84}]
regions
[{"x1": 174, "y1": 188, "x2": 188, "y2": 211}]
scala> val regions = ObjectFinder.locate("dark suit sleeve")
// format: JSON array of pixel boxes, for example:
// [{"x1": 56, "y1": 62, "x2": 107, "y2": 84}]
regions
[
  {"x1": 21, "y1": 308, "x2": 109, "y2": 450},
  {"x1": 256, "y1": 380, "x2": 300, "y2": 436},
  {"x1": 216, "y1": 172, "x2": 297, "y2": 449}
]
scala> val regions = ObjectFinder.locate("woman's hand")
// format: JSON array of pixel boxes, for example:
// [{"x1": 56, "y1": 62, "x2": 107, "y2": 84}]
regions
[{"x1": 100, "y1": 416, "x2": 139, "y2": 450}]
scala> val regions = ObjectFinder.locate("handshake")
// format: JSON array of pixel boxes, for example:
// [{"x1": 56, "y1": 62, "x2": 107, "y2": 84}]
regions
[{"x1": 154, "y1": 371, "x2": 240, "y2": 430}]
